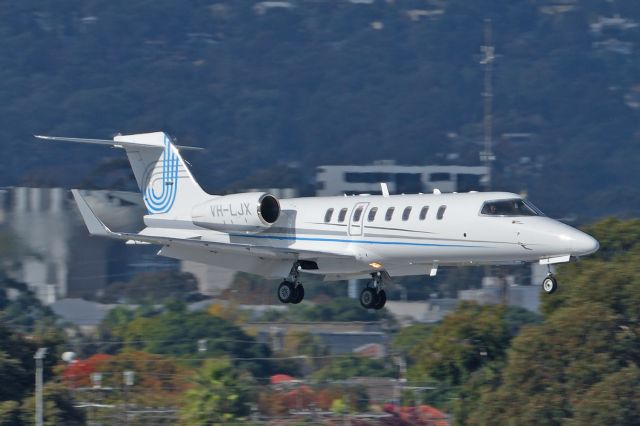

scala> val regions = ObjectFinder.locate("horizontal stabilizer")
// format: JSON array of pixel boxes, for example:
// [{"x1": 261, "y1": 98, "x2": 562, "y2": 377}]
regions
[{"x1": 35, "y1": 135, "x2": 203, "y2": 151}]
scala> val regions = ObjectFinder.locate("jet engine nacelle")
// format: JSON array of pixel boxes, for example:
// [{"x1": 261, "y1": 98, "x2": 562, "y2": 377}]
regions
[{"x1": 191, "y1": 192, "x2": 281, "y2": 233}]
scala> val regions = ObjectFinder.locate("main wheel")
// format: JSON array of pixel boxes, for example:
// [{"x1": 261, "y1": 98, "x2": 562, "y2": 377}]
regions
[
  {"x1": 360, "y1": 288, "x2": 378, "y2": 309},
  {"x1": 373, "y1": 290, "x2": 387, "y2": 310},
  {"x1": 542, "y1": 275, "x2": 558, "y2": 294},
  {"x1": 291, "y1": 284, "x2": 305, "y2": 304},
  {"x1": 277, "y1": 281, "x2": 296, "y2": 303}
]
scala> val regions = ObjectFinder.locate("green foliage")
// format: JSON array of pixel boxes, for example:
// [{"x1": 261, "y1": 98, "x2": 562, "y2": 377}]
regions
[
  {"x1": 574, "y1": 365, "x2": 640, "y2": 426},
  {"x1": 0, "y1": 278, "x2": 58, "y2": 332},
  {"x1": 392, "y1": 323, "x2": 432, "y2": 357},
  {"x1": 179, "y1": 358, "x2": 253, "y2": 426},
  {"x1": 409, "y1": 303, "x2": 523, "y2": 387},
  {"x1": 312, "y1": 355, "x2": 395, "y2": 381},
  {"x1": 262, "y1": 297, "x2": 394, "y2": 323},
  {"x1": 542, "y1": 218, "x2": 640, "y2": 318},
  {"x1": 98, "y1": 271, "x2": 202, "y2": 304},
  {"x1": 99, "y1": 306, "x2": 274, "y2": 378},
  {"x1": 19, "y1": 383, "x2": 84, "y2": 426},
  {"x1": 468, "y1": 218, "x2": 640, "y2": 425},
  {"x1": 0, "y1": 322, "x2": 38, "y2": 402}
]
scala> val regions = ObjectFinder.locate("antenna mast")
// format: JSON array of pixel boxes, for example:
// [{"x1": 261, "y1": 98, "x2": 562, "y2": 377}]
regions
[{"x1": 480, "y1": 18, "x2": 496, "y2": 191}]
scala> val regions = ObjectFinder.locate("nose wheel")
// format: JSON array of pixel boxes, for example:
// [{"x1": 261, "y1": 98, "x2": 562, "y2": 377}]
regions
[
  {"x1": 359, "y1": 272, "x2": 387, "y2": 310},
  {"x1": 542, "y1": 274, "x2": 558, "y2": 294}
]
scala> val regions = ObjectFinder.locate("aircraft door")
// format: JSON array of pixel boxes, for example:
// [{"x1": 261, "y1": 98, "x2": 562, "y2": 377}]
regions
[{"x1": 348, "y1": 203, "x2": 369, "y2": 236}]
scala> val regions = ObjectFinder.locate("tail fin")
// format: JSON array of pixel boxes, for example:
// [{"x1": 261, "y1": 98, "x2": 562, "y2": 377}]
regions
[{"x1": 36, "y1": 132, "x2": 210, "y2": 218}]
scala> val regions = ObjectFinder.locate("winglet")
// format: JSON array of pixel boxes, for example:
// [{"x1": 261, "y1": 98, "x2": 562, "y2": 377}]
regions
[{"x1": 71, "y1": 190, "x2": 114, "y2": 237}]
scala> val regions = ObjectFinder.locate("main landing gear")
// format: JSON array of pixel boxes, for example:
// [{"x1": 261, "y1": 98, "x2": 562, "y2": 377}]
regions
[
  {"x1": 277, "y1": 262, "x2": 305, "y2": 304},
  {"x1": 541, "y1": 265, "x2": 558, "y2": 294},
  {"x1": 359, "y1": 272, "x2": 387, "y2": 310}
]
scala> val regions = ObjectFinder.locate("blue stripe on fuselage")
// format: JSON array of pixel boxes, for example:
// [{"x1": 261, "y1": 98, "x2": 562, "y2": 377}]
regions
[{"x1": 229, "y1": 233, "x2": 488, "y2": 248}]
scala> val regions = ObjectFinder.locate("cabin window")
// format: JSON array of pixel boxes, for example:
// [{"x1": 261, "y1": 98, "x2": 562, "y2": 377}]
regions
[
  {"x1": 437, "y1": 205, "x2": 447, "y2": 220},
  {"x1": 385, "y1": 207, "x2": 395, "y2": 221},
  {"x1": 419, "y1": 206, "x2": 429, "y2": 220},
  {"x1": 338, "y1": 208, "x2": 348, "y2": 222},
  {"x1": 402, "y1": 206, "x2": 412, "y2": 221},
  {"x1": 353, "y1": 206, "x2": 364, "y2": 222},
  {"x1": 324, "y1": 208, "x2": 334, "y2": 223},
  {"x1": 368, "y1": 207, "x2": 378, "y2": 222},
  {"x1": 480, "y1": 199, "x2": 543, "y2": 217}
]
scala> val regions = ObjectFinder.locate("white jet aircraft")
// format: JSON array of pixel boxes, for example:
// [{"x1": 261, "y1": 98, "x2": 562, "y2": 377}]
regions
[{"x1": 36, "y1": 132, "x2": 599, "y2": 309}]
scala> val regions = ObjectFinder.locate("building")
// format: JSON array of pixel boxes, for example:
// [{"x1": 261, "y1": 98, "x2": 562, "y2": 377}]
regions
[
  {"x1": 315, "y1": 161, "x2": 488, "y2": 196},
  {"x1": 0, "y1": 187, "x2": 175, "y2": 304}
]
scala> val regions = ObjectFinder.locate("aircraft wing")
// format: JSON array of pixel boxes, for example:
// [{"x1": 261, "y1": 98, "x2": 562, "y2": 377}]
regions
[{"x1": 71, "y1": 190, "x2": 353, "y2": 261}]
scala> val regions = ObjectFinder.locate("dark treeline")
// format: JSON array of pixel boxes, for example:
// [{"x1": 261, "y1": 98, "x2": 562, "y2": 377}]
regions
[{"x1": 2, "y1": 0, "x2": 639, "y2": 219}]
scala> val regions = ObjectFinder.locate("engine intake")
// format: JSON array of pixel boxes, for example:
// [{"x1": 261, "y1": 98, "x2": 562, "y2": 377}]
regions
[{"x1": 191, "y1": 192, "x2": 281, "y2": 233}]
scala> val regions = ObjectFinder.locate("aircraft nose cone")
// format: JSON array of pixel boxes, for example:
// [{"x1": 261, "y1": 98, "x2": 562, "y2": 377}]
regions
[{"x1": 572, "y1": 232, "x2": 599, "y2": 256}]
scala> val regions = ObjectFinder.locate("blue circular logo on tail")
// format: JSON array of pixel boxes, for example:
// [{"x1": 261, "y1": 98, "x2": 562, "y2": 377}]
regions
[{"x1": 144, "y1": 136, "x2": 178, "y2": 214}]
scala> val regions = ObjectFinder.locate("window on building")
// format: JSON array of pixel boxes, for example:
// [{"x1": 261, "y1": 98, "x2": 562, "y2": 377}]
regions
[
  {"x1": 324, "y1": 208, "x2": 334, "y2": 223},
  {"x1": 338, "y1": 208, "x2": 348, "y2": 222},
  {"x1": 344, "y1": 172, "x2": 392, "y2": 183},
  {"x1": 368, "y1": 207, "x2": 378, "y2": 222},
  {"x1": 402, "y1": 206, "x2": 412, "y2": 221},
  {"x1": 385, "y1": 207, "x2": 395, "y2": 221},
  {"x1": 430, "y1": 173, "x2": 451, "y2": 181},
  {"x1": 419, "y1": 206, "x2": 429, "y2": 220},
  {"x1": 437, "y1": 205, "x2": 447, "y2": 220},
  {"x1": 353, "y1": 206, "x2": 364, "y2": 222}
]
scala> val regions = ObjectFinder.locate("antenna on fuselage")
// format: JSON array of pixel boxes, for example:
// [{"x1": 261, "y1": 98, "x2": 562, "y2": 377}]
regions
[{"x1": 380, "y1": 183, "x2": 390, "y2": 197}]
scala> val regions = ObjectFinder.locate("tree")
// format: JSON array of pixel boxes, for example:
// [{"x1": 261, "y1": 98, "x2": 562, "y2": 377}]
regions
[
  {"x1": 100, "y1": 306, "x2": 274, "y2": 378},
  {"x1": 312, "y1": 354, "x2": 395, "y2": 381},
  {"x1": 19, "y1": 383, "x2": 84, "y2": 426},
  {"x1": 410, "y1": 303, "x2": 514, "y2": 387},
  {"x1": 574, "y1": 365, "x2": 640, "y2": 426},
  {"x1": 179, "y1": 358, "x2": 253, "y2": 425},
  {"x1": 98, "y1": 271, "x2": 201, "y2": 304},
  {"x1": 473, "y1": 303, "x2": 623, "y2": 425},
  {"x1": 95, "y1": 351, "x2": 190, "y2": 408},
  {"x1": 469, "y1": 219, "x2": 640, "y2": 425}
]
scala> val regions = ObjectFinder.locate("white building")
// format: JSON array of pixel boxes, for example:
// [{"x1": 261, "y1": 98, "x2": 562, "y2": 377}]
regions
[
  {"x1": 315, "y1": 161, "x2": 488, "y2": 196},
  {"x1": 0, "y1": 187, "x2": 172, "y2": 304}
]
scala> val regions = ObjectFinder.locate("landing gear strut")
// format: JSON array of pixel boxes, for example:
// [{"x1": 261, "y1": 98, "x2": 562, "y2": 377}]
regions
[
  {"x1": 277, "y1": 262, "x2": 305, "y2": 304},
  {"x1": 360, "y1": 272, "x2": 387, "y2": 310}
]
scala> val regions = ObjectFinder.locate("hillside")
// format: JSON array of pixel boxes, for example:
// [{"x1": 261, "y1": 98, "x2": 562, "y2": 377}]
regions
[{"x1": 2, "y1": 0, "x2": 639, "y2": 220}]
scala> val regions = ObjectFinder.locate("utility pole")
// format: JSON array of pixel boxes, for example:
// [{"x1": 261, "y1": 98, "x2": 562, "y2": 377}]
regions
[
  {"x1": 123, "y1": 370, "x2": 135, "y2": 426},
  {"x1": 34, "y1": 348, "x2": 48, "y2": 426},
  {"x1": 480, "y1": 18, "x2": 496, "y2": 191}
]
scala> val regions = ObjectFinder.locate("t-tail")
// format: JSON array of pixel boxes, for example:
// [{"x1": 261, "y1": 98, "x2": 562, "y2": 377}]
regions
[{"x1": 35, "y1": 132, "x2": 210, "y2": 219}]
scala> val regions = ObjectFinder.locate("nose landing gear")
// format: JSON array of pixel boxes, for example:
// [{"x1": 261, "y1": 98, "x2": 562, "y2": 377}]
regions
[
  {"x1": 542, "y1": 274, "x2": 558, "y2": 294},
  {"x1": 359, "y1": 272, "x2": 388, "y2": 310},
  {"x1": 541, "y1": 264, "x2": 558, "y2": 294}
]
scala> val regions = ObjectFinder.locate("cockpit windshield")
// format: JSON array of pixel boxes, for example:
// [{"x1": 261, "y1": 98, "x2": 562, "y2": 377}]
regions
[{"x1": 480, "y1": 199, "x2": 544, "y2": 217}]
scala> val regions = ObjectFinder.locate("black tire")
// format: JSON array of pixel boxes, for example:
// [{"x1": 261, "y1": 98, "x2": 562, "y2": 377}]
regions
[
  {"x1": 291, "y1": 284, "x2": 305, "y2": 304},
  {"x1": 542, "y1": 275, "x2": 558, "y2": 294},
  {"x1": 374, "y1": 290, "x2": 387, "y2": 310},
  {"x1": 359, "y1": 288, "x2": 378, "y2": 309},
  {"x1": 277, "y1": 281, "x2": 295, "y2": 303}
]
